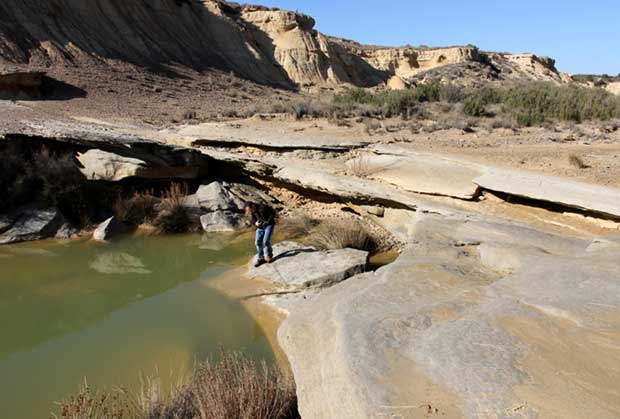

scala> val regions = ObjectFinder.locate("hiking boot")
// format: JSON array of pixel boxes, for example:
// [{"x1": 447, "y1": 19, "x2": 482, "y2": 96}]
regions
[
  {"x1": 254, "y1": 259, "x2": 265, "y2": 268},
  {"x1": 265, "y1": 255, "x2": 273, "y2": 263}
]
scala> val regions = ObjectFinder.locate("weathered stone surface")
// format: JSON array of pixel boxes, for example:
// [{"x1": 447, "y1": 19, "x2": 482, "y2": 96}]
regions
[
  {"x1": 182, "y1": 122, "x2": 371, "y2": 151},
  {"x1": 276, "y1": 214, "x2": 620, "y2": 419},
  {"x1": 359, "y1": 147, "x2": 484, "y2": 199},
  {"x1": 200, "y1": 211, "x2": 244, "y2": 233},
  {"x1": 274, "y1": 163, "x2": 459, "y2": 216},
  {"x1": 55, "y1": 222, "x2": 79, "y2": 240},
  {"x1": 0, "y1": 208, "x2": 63, "y2": 244},
  {"x1": 92, "y1": 217, "x2": 126, "y2": 241},
  {"x1": 77, "y1": 149, "x2": 148, "y2": 181},
  {"x1": 474, "y1": 168, "x2": 620, "y2": 218},
  {"x1": 195, "y1": 182, "x2": 246, "y2": 212},
  {"x1": 247, "y1": 241, "x2": 368, "y2": 290}
]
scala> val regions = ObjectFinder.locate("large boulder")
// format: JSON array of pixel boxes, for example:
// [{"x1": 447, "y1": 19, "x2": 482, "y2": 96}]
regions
[
  {"x1": 77, "y1": 149, "x2": 149, "y2": 181},
  {"x1": 0, "y1": 208, "x2": 64, "y2": 244},
  {"x1": 195, "y1": 182, "x2": 246, "y2": 212},
  {"x1": 200, "y1": 211, "x2": 244, "y2": 233},
  {"x1": 188, "y1": 181, "x2": 278, "y2": 233},
  {"x1": 246, "y1": 241, "x2": 368, "y2": 291}
]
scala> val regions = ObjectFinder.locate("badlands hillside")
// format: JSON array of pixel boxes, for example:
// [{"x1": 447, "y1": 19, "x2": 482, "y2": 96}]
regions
[{"x1": 1, "y1": 0, "x2": 570, "y2": 100}]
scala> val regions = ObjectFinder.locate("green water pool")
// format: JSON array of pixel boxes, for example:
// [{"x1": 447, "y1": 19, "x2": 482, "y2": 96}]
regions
[{"x1": 0, "y1": 232, "x2": 274, "y2": 419}]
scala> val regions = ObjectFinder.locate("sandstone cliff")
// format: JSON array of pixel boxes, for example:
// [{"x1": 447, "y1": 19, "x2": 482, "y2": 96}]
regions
[{"x1": 0, "y1": 0, "x2": 564, "y2": 90}]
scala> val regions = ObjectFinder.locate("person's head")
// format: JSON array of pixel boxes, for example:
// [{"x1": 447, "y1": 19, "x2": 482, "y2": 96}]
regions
[{"x1": 244, "y1": 202, "x2": 257, "y2": 216}]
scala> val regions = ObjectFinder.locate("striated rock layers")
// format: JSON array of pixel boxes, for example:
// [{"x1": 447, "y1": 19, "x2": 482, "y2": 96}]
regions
[{"x1": 0, "y1": 0, "x2": 564, "y2": 89}]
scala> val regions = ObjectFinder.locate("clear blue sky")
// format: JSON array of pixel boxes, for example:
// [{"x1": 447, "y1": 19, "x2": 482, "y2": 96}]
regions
[{"x1": 259, "y1": 0, "x2": 619, "y2": 75}]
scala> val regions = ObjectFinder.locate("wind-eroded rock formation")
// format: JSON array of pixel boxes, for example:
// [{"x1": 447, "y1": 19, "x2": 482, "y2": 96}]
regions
[{"x1": 0, "y1": 0, "x2": 565, "y2": 90}]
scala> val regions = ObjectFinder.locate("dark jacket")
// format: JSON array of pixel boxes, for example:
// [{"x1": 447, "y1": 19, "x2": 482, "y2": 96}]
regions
[{"x1": 251, "y1": 204, "x2": 276, "y2": 228}]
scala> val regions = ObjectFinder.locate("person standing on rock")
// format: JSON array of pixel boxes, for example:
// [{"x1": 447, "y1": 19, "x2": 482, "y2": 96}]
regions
[{"x1": 245, "y1": 202, "x2": 276, "y2": 267}]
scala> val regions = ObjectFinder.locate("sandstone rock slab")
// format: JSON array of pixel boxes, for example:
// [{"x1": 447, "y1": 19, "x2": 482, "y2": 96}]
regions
[
  {"x1": 474, "y1": 168, "x2": 620, "y2": 219},
  {"x1": 277, "y1": 214, "x2": 620, "y2": 419},
  {"x1": 77, "y1": 149, "x2": 148, "y2": 181},
  {"x1": 358, "y1": 151, "x2": 483, "y2": 199},
  {"x1": 0, "y1": 208, "x2": 63, "y2": 244},
  {"x1": 246, "y1": 241, "x2": 368, "y2": 290}
]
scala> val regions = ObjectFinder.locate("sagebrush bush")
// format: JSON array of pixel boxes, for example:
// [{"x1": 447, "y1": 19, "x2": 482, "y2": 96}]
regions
[
  {"x1": 153, "y1": 183, "x2": 191, "y2": 234},
  {"x1": 0, "y1": 143, "x2": 92, "y2": 221},
  {"x1": 309, "y1": 219, "x2": 377, "y2": 252},
  {"x1": 463, "y1": 95, "x2": 486, "y2": 117},
  {"x1": 333, "y1": 81, "x2": 620, "y2": 127},
  {"x1": 113, "y1": 190, "x2": 159, "y2": 226},
  {"x1": 55, "y1": 351, "x2": 298, "y2": 419},
  {"x1": 334, "y1": 81, "x2": 443, "y2": 118}
]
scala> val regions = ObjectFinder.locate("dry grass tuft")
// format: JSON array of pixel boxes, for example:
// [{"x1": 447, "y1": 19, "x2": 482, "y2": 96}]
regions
[
  {"x1": 277, "y1": 213, "x2": 320, "y2": 240},
  {"x1": 153, "y1": 183, "x2": 191, "y2": 234},
  {"x1": 113, "y1": 190, "x2": 159, "y2": 226},
  {"x1": 188, "y1": 351, "x2": 297, "y2": 419},
  {"x1": 309, "y1": 219, "x2": 377, "y2": 252},
  {"x1": 55, "y1": 351, "x2": 298, "y2": 419},
  {"x1": 568, "y1": 153, "x2": 588, "y2": 169},
  {"x1": 347, "y1": 155, "x2": 381, "y2": 178}
]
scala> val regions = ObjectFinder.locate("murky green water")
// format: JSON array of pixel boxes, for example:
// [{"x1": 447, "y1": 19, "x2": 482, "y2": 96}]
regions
[{"x1": 0, "y1": 232, "x2": 273, "y2": 419}]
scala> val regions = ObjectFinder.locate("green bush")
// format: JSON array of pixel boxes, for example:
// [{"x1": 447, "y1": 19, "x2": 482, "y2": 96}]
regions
[
  {"x1": 501, "y1": 83, "x2": 620, "y2": 125},
  {"x1": 333, "y1": 81, "x2": 620, "y2": 127},
  {"x1": 463, "y1": 95, "x2": 486, "y2": 117}
]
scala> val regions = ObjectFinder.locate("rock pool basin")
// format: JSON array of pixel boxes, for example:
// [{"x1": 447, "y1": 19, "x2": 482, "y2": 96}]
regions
[{"x1": 0, "y1": 232, "x2": 275, "y2": 419}]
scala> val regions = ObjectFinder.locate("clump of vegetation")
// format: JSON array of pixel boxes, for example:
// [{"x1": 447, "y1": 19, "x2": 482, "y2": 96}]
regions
[
  {"x1": 500, "y1": 82, "x2": 620, "y2": 125},
  {"x1": 334, "y1": 81, "x2": 443, "y2": 118},
  {"x1": 309, "y1": 219, "x2": 377, "y2": 252},
  {"x1": 0, "y1": 144, "x2": 84, "y2": 213},
  {"x1": 463, "y1": 94, "x2": 486, "y2": 117},
  {"x1": 55, "y1": 351, "x2": 298, "y2": 419},
  {"x1": 113, "y1": 190, "x2": 159, "y2": 226},
  {"x1": 152, "y1": 183, "x2": 191, "y2": 234},
  {"x1": 277, "y1": 213, "x2": 320, "y2": 239},
  {"x1": 347, "y1": 155, "x2": 381, "y2": 178},
  {"x1": 568, "y1": 153, "x2": 588, "y2": 169},
  {"x1": 331, "y1": 81, "x2": 620, "y2": 128}
]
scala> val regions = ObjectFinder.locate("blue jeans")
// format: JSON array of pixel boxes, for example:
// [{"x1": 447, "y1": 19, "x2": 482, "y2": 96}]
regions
[{"x1": 255, "y1": 225, "x2": 274, "y2": 261}]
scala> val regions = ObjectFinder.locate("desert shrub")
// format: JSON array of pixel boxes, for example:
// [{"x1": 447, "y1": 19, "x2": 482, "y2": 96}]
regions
[
  {"x1": 347, "y1": 155, "x2": 383, "y2": 178},
  {"x1": 568, "y1": 153, "x2": 588, "y2": 169},
  {"x1": 54, "y1": 351, "x2": 298, "y2": 419},
  {"x1": 501, "y1": 82, "x2": 620, "y2": 125},
  {"x1": 333, "y1": 88, "x2": 376, "y2": 105},
  {"x1": 309, "y1": 219, "x2": 377, "y2": 252},
  {"x1": 187, "y1": 351, "x2": 297, "y2": 419},
  {"x1": 0, "y1": 143, "x2": 85, "y2": 213},
  {"x1": 440, "y1": 83, "x2": 465, "y2": 103},
  {"x1": 490, "y1": 116, "x2": 517, "y2": 130},
  {"x1": 183, "y1": 110, "x2": 198, "y2": 120},
  {"x1": 152, "y1": 183, "x2": 191, "y2": 234},
  {"x1": 463, "y1": 95, "x2": 486, "y2": 117},
  {"x1": 277, "y1": 214, "x2": 320, "y2": 239},
  {"x1": 334, "y1": 82, "x2": 443, "y2": 118},
  {"x1": 114, "y1": 191, "x2": 159, "y2": 226}
]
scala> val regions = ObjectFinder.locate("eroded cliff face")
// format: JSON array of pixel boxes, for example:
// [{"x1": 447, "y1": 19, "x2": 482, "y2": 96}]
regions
[
  {"x1": 0, "y1": 0, "x2": 295, "y2": 87},
  {"x1": 238, "y1": 5, "x2": 386, "y2": 87},
  {"x1": 0, "y1": 0, "x2": 564, "y2": 90}
]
